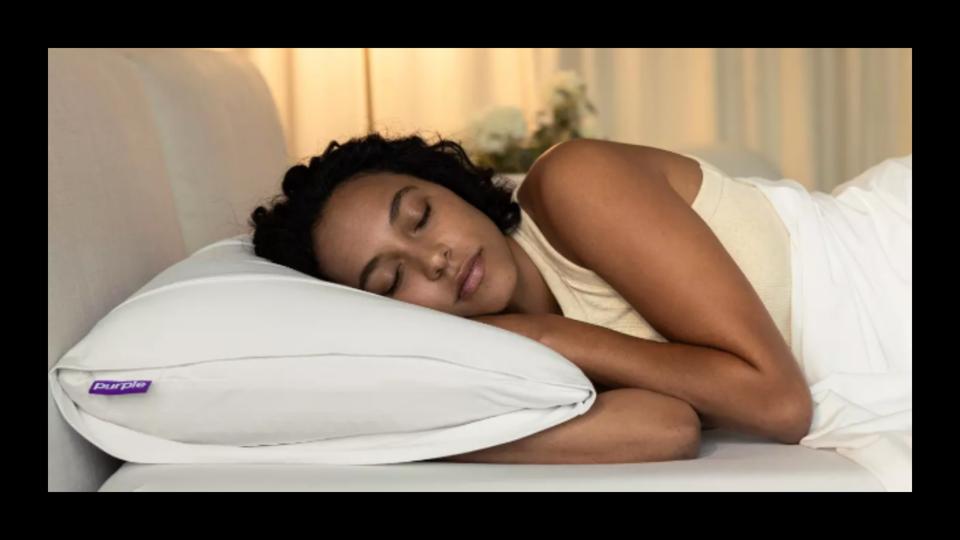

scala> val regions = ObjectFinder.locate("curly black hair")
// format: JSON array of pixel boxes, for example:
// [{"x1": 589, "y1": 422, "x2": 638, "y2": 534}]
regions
[{"x1": 248, "y1": 132, "x2": 522, "y2": 281}]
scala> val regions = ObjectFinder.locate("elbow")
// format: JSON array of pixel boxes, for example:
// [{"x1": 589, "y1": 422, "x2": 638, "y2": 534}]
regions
[
  {"x1": 769, "y1": 385, "x2": 813, "y2": 444},
  {"x1": 675, "y1": 424, "x2": 701, "y2": 459},
  {"x1": 669, "y1": 406, "x2": 702, "y2": 460}
]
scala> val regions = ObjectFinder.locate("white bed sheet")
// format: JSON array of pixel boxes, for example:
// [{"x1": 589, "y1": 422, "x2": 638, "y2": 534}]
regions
[
  {"x1": 737, "y1": 155, "x2": 912, "y2": 492},
  {"x1": 99, "y1": 430, "x2": 884, "y2": 491}
]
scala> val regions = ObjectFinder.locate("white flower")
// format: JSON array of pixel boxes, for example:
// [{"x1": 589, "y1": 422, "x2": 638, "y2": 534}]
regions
[
  {"x1": 534, "y1": 108, "x2": 555, "y2": 129},
  {"x1": 542, "y1": 70, "x2": 587, "y2": 109},
  {"x1": 579, "y1": 113, "x2": 603, "y2": 139},
  {"x1": 469, "y1": 106, "x2": 528, "y2": 154}
]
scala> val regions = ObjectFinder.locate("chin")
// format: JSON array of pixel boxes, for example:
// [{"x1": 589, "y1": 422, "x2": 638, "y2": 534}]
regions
[{"x1": 482, "y1": 282, "x2": 514, "y2": 315}]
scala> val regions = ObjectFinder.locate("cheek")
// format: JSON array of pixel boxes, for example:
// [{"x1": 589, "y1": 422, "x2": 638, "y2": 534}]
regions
[
  {"x1": 478, "y1": 240, "x2": 518, "y2": 298},
  {"x1": 399, "y1": 283, "x2": 453, "y2": 311}
]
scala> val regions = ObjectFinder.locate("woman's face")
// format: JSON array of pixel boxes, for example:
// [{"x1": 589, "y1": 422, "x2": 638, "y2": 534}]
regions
[{"x1": 312, "y1": 172, "x2": 520, "y2": 317}]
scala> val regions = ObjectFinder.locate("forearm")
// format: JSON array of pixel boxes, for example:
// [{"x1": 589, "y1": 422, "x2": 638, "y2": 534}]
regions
[
  {"x1": 539, "y1": 315, "x2": 802, "y2": 443},
  {"x1": 436, "y1": 388, "x2": 701, "y2": 464}
]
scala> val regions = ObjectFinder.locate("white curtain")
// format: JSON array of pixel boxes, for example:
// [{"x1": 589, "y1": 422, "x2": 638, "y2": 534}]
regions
[{"x1": 226, "y1": 48, "x2": 911, "y2": 192}]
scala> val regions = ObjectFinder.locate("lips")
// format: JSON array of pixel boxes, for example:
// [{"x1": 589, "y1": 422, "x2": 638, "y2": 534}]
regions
[{"x1": 456, "y1": 249, "x2": 481, "y2": 301}]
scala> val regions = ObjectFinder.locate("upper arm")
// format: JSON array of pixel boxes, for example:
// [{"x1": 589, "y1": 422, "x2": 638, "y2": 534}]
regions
[{"x1": 524, "y1": 139, "x2": 805, "y2": 388}]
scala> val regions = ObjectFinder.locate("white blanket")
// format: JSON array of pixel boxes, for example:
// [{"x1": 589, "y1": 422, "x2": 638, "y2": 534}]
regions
[{"x1": 737, "y1": 156, "x2": 912, "y2": 492}]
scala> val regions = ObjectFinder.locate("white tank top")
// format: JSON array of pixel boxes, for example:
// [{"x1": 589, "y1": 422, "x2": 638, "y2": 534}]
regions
[{"x1": 508, "y1": 155, "x2": 793, "y2": 347}]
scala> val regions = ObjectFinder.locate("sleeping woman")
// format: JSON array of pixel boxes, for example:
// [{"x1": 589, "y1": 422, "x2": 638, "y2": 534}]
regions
[{"x1": 248, "y1": 133, "x2": 912, "y2": 465}]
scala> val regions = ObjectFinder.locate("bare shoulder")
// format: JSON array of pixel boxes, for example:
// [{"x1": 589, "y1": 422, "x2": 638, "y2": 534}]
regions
[
  {"x1": 516, "y1": 139, "x2": 704, "y2": 267},
  {"x1": 522, "y1": 139, "x2": 703, "y2": 209}
]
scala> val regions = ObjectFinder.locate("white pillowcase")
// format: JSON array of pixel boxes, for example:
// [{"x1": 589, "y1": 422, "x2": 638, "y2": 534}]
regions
[{"x1": 49, "y1": 234, "x2": 597, "y2": 465}]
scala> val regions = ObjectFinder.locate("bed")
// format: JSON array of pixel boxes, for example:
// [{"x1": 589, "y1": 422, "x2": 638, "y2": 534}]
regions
[{"x1": 99, "y1": 429, "x2": 882, "y2": 491}]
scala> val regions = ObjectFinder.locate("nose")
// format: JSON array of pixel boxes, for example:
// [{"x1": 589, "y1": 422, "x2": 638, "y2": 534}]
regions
[{"x1": 427, "y1": 246, "x2": 451, "y2": 280}]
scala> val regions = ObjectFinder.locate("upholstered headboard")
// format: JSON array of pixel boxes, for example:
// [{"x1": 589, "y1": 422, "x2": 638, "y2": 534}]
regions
[{"x1": 48, "y1": 48, "x2": 290, "y2": 491}]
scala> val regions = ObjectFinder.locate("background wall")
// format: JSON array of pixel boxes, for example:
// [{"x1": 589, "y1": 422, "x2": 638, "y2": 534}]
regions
[{"x1": 217, "y1": 48, "x2": 911, "y2": 192}]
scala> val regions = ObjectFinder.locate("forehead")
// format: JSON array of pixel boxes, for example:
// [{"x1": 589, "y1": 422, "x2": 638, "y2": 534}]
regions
[
  {"x1": 338, "y1": 171, "x2": 417, "y2": 199},
  {"x1": 323, "y1": 172, "x2": 424, "y2": 219},
  {"x1": 312, "y1": 172, "x2": 426, "y2": 280}
]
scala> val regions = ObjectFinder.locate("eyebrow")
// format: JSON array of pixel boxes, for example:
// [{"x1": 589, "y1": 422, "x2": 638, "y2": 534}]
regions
[{"x1": 358, "y1": 185, "x2": 419, "y2": 291}]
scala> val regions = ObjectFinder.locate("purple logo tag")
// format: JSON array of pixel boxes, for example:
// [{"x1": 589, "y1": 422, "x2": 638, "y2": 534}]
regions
[{"x1": 89, "y1": 380, "x2": 152, "y2": 395}]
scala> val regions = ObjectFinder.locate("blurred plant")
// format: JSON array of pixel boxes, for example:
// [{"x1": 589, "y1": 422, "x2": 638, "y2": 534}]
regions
[{"x1": 463, "y1": 70, "x2": 603, "y2": 173}]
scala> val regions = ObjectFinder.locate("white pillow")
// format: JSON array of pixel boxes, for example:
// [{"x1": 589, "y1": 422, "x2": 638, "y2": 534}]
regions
[{"x1": 49, "y1": 234, "x2": 597, "y2": 465}]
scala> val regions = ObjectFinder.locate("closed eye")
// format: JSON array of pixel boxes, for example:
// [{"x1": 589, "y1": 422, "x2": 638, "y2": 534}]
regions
[
  {"x1": 415, "y1": 203, "x2": 431, "y2": 231},
  {"x1": 385, "y1": 204, "x2": 431, "y2": 297}
]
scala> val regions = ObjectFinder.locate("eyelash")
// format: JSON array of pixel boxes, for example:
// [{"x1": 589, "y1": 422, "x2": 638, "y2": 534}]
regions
[{"x1": 385, "y1": 204, "x2": 431, "y2": 296}]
